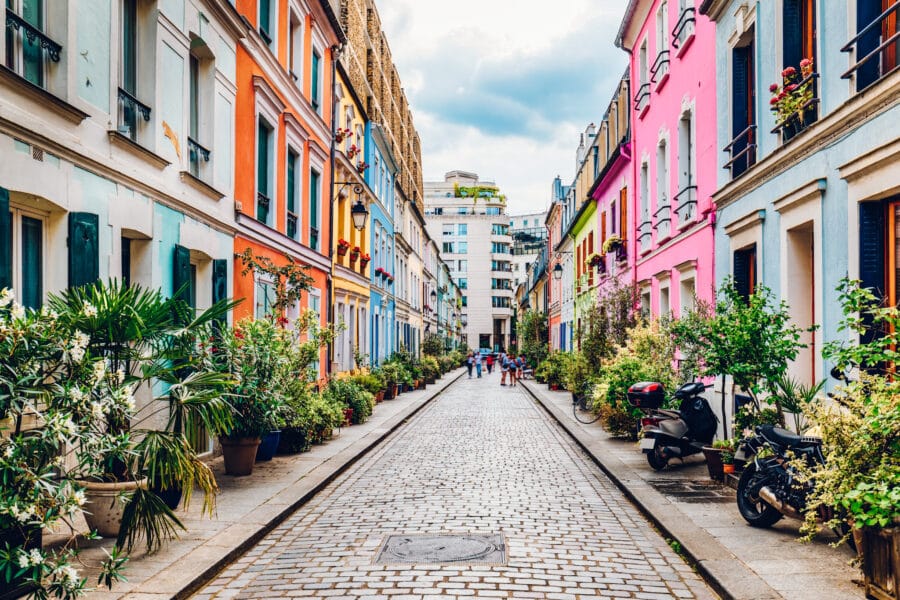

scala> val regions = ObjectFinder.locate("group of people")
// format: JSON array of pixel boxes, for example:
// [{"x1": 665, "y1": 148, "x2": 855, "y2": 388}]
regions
[{"x1": 465, "y1": 350, "x2": 529, "y2": 386}]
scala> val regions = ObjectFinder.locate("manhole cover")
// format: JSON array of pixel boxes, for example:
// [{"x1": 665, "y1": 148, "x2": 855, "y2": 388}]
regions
[
  {"x1": 375, "y1": 534, "x2": 507, "y2": 565},
  {"x1": 649, "y1": 479, "x2": 735, "y2": 503}
]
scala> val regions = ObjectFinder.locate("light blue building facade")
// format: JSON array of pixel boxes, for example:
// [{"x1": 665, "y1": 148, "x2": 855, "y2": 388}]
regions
[
  {"x1": 367, "y1": 124, "x2": 397, "y2": 364},
  {"x1": 702, "y1": 0, "x2": 900, "y2": 388}
]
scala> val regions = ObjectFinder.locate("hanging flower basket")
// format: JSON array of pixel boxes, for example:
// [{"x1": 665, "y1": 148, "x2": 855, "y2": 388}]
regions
[
  {"x1": 349, "y1": 246, "x2": 361, "y2": 262},
  {"x1": 347, "y1": 144, "x2": 359, "y2": 159},
  {"x1": 360, "y1": 254, "x2": 370, "y2": 271},
  {"x1": 587, "y1": 252, "x2": 602, "y2": 266},
  {"x1": 602, "y1": 235, "x2": 623, "y2": 254},
  {"x1": 337, "y1": 239, "x2": 350, "y2": 256},
  {"x1": 357, "y1": 161, "x2": 370, "y2": 174},
  {"x1": 335, "y1": 127, "x2": 353, "y2": 144}
]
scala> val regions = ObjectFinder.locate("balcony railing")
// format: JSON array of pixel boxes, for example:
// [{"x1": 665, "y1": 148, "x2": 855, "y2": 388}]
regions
[
  {"x1": 187, "y1": 137, "x2": 210, "y2": 177},
  {"x1": 287, "y1": 213, "x2": 298, "y2": 240},
  {"x1": 653, "y1": 200, "x2": 671, "y2": 240},
  {"x1": 5, "y1": 8, "x2": 62, "y2": 62},
  {"x1": 650, "y1": 50, "x2": 670, "y2": 83},
  {"x1": 672, "y1": 7, "x2": 696, "y2": 49},
  {"x1": 841, "y1": 2, "x2": 900, "y2": 91},
  {"x1": 117, "y1": 87, "x2": 151, "y2": 141},
  {"x1": 309, "y1": 226, "x2": 319, "y2": 250},
  {"x1": 674, "y1": 185, "x2": 698, "y2": 223},
  {"x1": 633, "y1": 82, "x2": 650, "y2": 112},
  {"x1": 638, "y1": 218, "x2": 652, "y2": 253},
  {"x1": 723, "y1": 124, "x2": 757, "y2": 178},
  {"x1": 256, "y1": 191, "x2": 271, "y2": 223},
  {"x1": 771, "y1": 73, "x2": 819, "y2": 142}
]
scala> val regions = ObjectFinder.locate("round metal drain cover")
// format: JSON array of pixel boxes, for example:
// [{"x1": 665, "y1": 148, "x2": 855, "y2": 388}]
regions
[{"x1": 375, "y1": 534, "x2": 507, "y2": 565}]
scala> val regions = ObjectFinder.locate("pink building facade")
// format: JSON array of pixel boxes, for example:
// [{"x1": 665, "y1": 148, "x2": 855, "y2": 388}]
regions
[{"x1": 617, "y1": 0, "x2": 717, "y2": 318}]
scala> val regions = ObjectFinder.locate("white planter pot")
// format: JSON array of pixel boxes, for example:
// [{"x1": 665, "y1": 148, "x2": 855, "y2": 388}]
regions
[{"x1": 78, "y1": 479, "x2": 146, "y2": 538}]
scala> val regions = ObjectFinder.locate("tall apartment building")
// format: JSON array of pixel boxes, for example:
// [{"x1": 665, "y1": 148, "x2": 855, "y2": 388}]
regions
[
  {"x1": 509, "y1": 211, "x2": 547, "y2": 290},
  {"x1": 424, "y1": 171, "x2": 513, "y2": 351}
]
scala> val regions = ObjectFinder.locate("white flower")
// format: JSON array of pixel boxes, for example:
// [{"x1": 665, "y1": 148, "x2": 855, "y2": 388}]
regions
[
  {"x1": 0, "y1": 288, "x2": 14, "y2": 307},
  {"x1": 60, "y1": 418, "x2": 78, "y2": 437},
  {"x1": 116, "y1": 369, "x2": 125, "y2": 384},
  {"x1": 3, "y1": 444, "x2": 13, "y2": 458},
  {"x1": 92, "y1": 360, "x2": 106, "y2": 383},
  {"x1": 28, "y1": 548, "x2": 43, "y2": 566},
  {"x1": 69, "y1": 387, "x2": 85, "y2": 403},
  {"x1": 59, "y1": 565, "x2": 80, "y2": 589},
  {"x1": 82, "y1": 303, "x2": 97, "y2": 318},
  {"x1": 72, "y1": 489, "x2": 86, "y2": 506},
  {"x1": 90, "y1": 401, "x2": 104, "y2": 419},
  {"x1": 10, "y1": 304, "x2": 24, "y2": 320},
  {"x1": 17, "y1": 554, "x2": 29, "y2": 569}
]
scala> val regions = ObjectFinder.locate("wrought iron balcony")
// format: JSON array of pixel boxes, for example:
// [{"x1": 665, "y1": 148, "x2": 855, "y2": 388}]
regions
[
  {"x1": 633, "y1": 82, "x2": 650, "y2": 112},
  {"x1": 653, "y1": 200, "x2": 671, "y2": 240},
  {"x1": 638, "y1": 219, "x2": 652, "y2": 253},
  {"x1": 256, "y1": 192, "x2": 271, "y2": 223},
  {"x1": 841, "y1": 2, "x2": 900, "y2": 91},
  {"x1": 117, "y1": 87, "x2": 151, "y2": 141},
  {"x1": 674, "y1": 185, "x2": 698, "y2": 223},
  {"x1": 650, "y1": 50, "x2": 670, "y2": 83},
  {"x1": 770, "y1": 73, "x2": 820, "y2": 142},
  {"x1": 187, "y1": 137, "x2": 210, "y2": 177},
  {"x1": 287, "y1": 213, "x2": 298, "y2": 240},
  {"x1": 5, "y1": 8, "x2": 62, "y2": 63},
  {"x1": 672, "y1": 7, "x2": 696, "y2": 49},
  {"x1": 723, "y1": 124, "x2": 757, "y2": 179}
]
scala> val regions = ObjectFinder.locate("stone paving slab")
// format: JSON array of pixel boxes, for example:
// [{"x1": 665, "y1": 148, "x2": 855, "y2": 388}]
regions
[
  {"x1": 194, "y1": 369, "x2": 717, "y2": 599},
  {"x1": 76, "y1": 369, "x2": 466, "y2": 599},
  {"x1": 520, "y1": 380, "x2": 863, "y2": 600}
]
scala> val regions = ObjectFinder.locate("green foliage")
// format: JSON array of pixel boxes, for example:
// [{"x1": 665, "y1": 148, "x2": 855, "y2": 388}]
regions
[
  {"x1": 237, "y1": 248, "x2": 314, "y2": 322},
  {"x1": 324, "y1": 379, "x2": 374, "y2": 425},
  {"x1": 771, "y1": 373, "x2": 825, "y2": 433},
  {"x1": 535, "y1": 351, "x2": 571, "y2": 385},
  {"x1": 351, "y1": 373, "x2": 385, "y2": 396},
  {"x1": 422, "y1": 333, "x2": 444, "y2": 357},
  {"x1": 563, "y1": 352, "x2": 591, "y2": 395},
  {"x1": 517, "y1": 310, "x2": 549, "y2": 370},
  {"x1": 733, "y1": 405, "x2": 782, "y2": 436},
  {"x1": 420, "y1": 356, "x2": 441, "y2": 380},
  {"x1": 578, "y1": 282, "x2": 639, "y2": 365}
]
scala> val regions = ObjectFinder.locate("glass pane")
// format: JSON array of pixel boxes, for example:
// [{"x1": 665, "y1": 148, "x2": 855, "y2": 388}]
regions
[
  {"x1": 311, "y1": 52, "x2": 320, "y2": 107},
  {"x1": 122, "y1": 0, "x2": 137, "y2": 94},
  {"x1": 21, "y1": 216, "x2": 42, "y2": 309},
  {"x1": 287, "y1": 151, "x2": 296, "y2": 212},
  {"x1": 189, "y1": 55, "x2": 199, "y2": 139},
  {"x1": 309, "y1": 170, "x2": 319, "y2": 223},
  {"x1": 121, "y1": 237, "x2": 131, "y2": 287}
]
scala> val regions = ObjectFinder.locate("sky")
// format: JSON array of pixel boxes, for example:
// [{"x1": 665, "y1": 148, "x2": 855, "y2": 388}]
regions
[{"x1": 378, "y1": 0, "x2": 630, "y2": 216}]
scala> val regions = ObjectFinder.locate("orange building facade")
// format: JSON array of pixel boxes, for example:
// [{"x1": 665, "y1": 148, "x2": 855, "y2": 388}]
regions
[{"x1": 232, "y1": 0, "x2": 344, "y2": 374}]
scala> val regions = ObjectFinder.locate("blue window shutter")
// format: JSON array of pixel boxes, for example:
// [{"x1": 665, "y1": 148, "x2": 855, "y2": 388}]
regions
[
  {"x1": 733, "y1": 244, "x2": 756, "y2": 302},
  {"x1": 68, "y1": 212, "x2": 99, "y2": 289},
  {"x1": 173, "y1": 244, "x2": 192, "y2": 306},
  {"x1": 0, "y1": 188, "x2": 10, "y2": 290},
  {"x1": 856, "y1": 1, "x2": 882, "y2": 91},
  {"x1": 859, "y1": 200, "x2": 886, "y2": 345},
  {"x1": 782, "y1": 0, "x2": 802, "y2": 71}
]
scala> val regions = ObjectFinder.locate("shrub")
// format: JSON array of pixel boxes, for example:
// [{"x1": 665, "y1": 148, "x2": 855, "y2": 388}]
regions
[
  {"x1": 324, "y1": 379, "x2": 374, "y2": 425},
  {"x1": 421, "y1": 355, "x2": 440, "y2": 380}
]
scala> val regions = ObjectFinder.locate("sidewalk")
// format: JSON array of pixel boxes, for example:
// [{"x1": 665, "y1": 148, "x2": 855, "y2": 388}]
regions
[
  {"x1": 520, "y1": 380, "x2": 863, "y2": 600},
  {"x1": 76, "y1": 368, "x2": 466, "y2": 599}
]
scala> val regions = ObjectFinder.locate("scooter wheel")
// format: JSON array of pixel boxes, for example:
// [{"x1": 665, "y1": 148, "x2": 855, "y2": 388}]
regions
[
  {"x1": 646, "y1": 442, "x2": 668, "y2": 471},
  {"x1": 736, "y1": 464, "x2": 783, "y2": 528}
]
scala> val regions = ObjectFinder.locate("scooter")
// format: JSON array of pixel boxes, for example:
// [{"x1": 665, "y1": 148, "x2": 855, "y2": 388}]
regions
[{"x1": 627, "y1": 381, "x2": 718, "y2": 471}]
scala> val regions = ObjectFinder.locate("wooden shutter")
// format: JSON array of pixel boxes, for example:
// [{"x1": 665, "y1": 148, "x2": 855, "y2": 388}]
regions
[
  {"x1": 884, "y1": 0, "x2": 898, "y2": 74},
  {"x1": 601, "y1": 211, "x2": 607, "y2": 247},
  {"x1": 173, "y1": 244, "x2": 192, "y2": 306},
  {"x1": 732, "y1": 46, "x2": 751, "y2": 139},
  {"x1": 0, "y1": 188, "x2": 10, "y2": 290},
  {"x1": 212, "y1": 259, "x2": 227, "y2": 305},
  {"x1": 783, "y1": 0, "x2": 803, "y2": 71},
  {"x1": 859, "y1": 201, "x2": 886, "y2": 299},
  {"x1": 857, "y1": 2, "x2": 883, "y2": 90},
  {"x1": 733, "y1": 245, "x2": 757, "y2": 301},
  {"x1": 620, "y1": 188, "x2": 628, "y2": 241},
  {"x1": 68, "y1": 212, "x2": 99, "y2": 289}
]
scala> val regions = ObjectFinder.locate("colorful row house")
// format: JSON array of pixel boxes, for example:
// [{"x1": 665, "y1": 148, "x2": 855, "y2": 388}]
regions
[{"x1": 701, "y1": 0, "x2": 900, "y2": 387}]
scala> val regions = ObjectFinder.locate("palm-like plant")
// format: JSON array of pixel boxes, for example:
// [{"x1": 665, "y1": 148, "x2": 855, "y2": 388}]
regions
[{"x1": 47, "y1": 280, "x2": 239, "y2": 552}]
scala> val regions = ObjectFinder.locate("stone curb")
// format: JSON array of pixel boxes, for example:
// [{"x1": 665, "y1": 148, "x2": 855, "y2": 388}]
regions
[
  {"x1": 519, "y1": 380, "x2": 783, "y2": 600},
  {"x1": 122, "y1": 368, "x2": 466, "y2": 600}
]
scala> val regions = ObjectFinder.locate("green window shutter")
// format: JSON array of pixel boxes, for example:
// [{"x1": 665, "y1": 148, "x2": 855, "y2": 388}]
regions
[
  {"x1": 311, "y1": 52, "x2": 320, "y2": 109},
  {"x1": 212, "y1": 259, "x2": 227, "y2": 304},
  {"x1": 68, "y1": 212, "x2": 99, "y2": 289},
  {"x1": 287, "y1": 150, "x2": 296, "y2": 213},
  {"x1": 173, "y1": 244, "x2": 192, "y2": 306},
  {"x1": 0, "y1": 188, "x2": 11, "y2": 290},
  {"x1": 21, "y1": 217, "x2": 43, "y2": 309}
]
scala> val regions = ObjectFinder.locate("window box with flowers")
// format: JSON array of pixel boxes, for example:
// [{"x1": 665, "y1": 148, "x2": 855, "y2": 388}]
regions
[
  {"x1": 337, "y1": 239, "x2": 350, "y2": 256},
  {"x1": 359, "y1": 253, "x2": 370, "y2": 271},
  {"x1": 357, "y1": 161, "x2": 369, "y2": 174},
  {"x1": 602, "y1": 234, "x2": 623, "y2": 254},
  {"x1": 375, "y1": 267, "x2": 386, "y2": 279},
  {"x1": 769, "y1": 58, "x2": 818, "y2": 142},
  {"x1": 335, "y1": 127, "x2": 353, "y2": 144},
  {"x1": 349, "y1": 246, "x2": 361, "y2": 263},
  {"x1": 347, "y1": 144, "x2": 359, "y2": 160}
]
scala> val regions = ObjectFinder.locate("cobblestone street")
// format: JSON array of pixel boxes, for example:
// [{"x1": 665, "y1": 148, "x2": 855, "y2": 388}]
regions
[{"x1": 195, "y1": 373, "x2": 717, "y2": 599}]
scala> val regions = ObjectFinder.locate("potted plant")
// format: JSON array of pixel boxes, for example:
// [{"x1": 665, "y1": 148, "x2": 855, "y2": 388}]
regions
[
  {"x1": 602, "y1": 234, "x2": 623, "y2": 254},
  {"x1": 587, "y1": 252, "x2": 602, "y2": 267},
  {"x1": 421, "y1": 356, "x2": 440, "y2": 385},
  {"x1": 347, "y1": 144, "x2": 359, "y2": 159},
  {"x1": 349, "y1": 246, "x2": 361, "y2": 263},
  {"x1": 381, "y1": 363, "x2": 402, "y2": 399},
  {"x1": 722, "y1": 450, "x2": 736, "y2": 475},
  {"x1": 360, "y1": 253, "x2": 370, "y2": 271},
  {"x1": 769, "y1": 58, "x2": 815, "y2": 141},
  {"x1": 357, "y1": 160, "x2": 369, "y2": 174},
  {"x1": 334, "y1": 127, "x2": 353, "y2": 143},
  {"x1": 337, "y1": 239, "x2": 350, "y2": 257}
]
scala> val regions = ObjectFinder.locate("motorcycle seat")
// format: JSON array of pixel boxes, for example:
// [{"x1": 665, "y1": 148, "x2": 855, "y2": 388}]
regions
[{"x1": 760, "y1": 425, "x2": 822, "y2": 448}]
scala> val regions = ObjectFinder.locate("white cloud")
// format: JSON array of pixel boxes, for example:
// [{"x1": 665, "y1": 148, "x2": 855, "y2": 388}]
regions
[{"x1": 379, "y1": 0, "x2": 629, "y2": 214}]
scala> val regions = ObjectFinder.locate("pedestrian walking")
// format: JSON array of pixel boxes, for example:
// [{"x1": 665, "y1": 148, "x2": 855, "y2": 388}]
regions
[
  {"x1": 499, "y1": 352, "x2": 508, "y2": 385},
  {"x1": 516, "y1": 355, "x2": 525, "y2": 380},
  {"x1": 466, "y1": 351, "x2": 474, "y2": 378},
  {"x1": 486, "y1": 353, "x2": 494, "y2": 374},
  {"x1": 475, "y1": 352, "x2": 483, "y2": 378}
]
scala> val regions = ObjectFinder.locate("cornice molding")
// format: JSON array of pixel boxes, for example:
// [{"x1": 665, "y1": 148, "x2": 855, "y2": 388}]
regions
[
  {"x1": 235, "y1": 213, "x2": 331, "y2": 272},
  {"x1": 773, "y1": 178, "x2": 826, "y2": 213},
  {"x1": 724, "y1": 208, "x2": 765, "y2": 236},
  {"x1": 839, "y1": 137, "x2": 900, "y2": 182}
]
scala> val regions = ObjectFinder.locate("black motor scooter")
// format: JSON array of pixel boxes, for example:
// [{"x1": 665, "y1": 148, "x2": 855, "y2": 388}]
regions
[{"x1": 627, "y1": 381, "x2": 718, "y2": 470}]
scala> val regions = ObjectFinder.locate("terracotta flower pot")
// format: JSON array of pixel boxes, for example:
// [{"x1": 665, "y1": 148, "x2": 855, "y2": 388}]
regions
[
  {"x1": 337, "y1": 245, "x2": 349, "y2": 256},
  {"x1": 79, "y1": 478, "x2": 148, "y2": 538},
  {"x1": 723, "y1": 464, "x2": 736, "y2": 475},
  {"x1": 375, "y1": 390, "x2": 385, "y2": 403},
  {"x1": 221, "y1": 436, "x2": 262, "y2": 477}
]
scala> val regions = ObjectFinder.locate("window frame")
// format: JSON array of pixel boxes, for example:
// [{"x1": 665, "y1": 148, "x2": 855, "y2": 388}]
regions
[{"x1": 7, "y1": 204, "x2": 47, "y2": 309}]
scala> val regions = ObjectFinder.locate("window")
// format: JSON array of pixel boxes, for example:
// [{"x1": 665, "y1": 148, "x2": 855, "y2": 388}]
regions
[
  {"x1": 655, "y1": 141, "x2": 670, "y2": 239},
  {"x1": 457, "y1": 207, "x2": 469, "y2": 215},
  {"x1": 442, "y1": 242, "x2": 455, "y2": 253},
  {"x1": 728, "y1": 33, "x2": 756, "y2": 178},
  {"x1": 458, "y1": 259, "x2": 467, "y2": 272},
  {"x1": 289, "y1": 11, "x2": 303, "y2": 81},
  {"x1": 189, "y1": 54, "x2": 199, "y2": 176},
  {"x1": 5, "y1": 0, "x2": 58, "y2": 88},
  {"x1": 287, "y1": 149, "x2": 299, "y2": 240},
  {"x1": 635, "y1": 40, "x2": 650, "y2": 112},
  {"x1": 255, "y1": 278, "x2": 275, "y2": 318},
  {"x1": 491, "y1": 242, "x2": 509, "y2": 254},
  {"x1": 492, "y1": 297, "x2": 511, "y2": 309},
  {"x1": 308, "y1": 293, "x2": 321, "y2": 376},
  {"x1": 442, "y1": 224, "x2": 454, "y2": 236},
  {"x1": 1, "y1": 205, "x2": 44, "y2": 309},
  {"x1": 458, "y1": 241, "x2": 468, "y2": 254},
  {"x1": 486, "y1": 206, "x2": 501, "y2": 215},
  {"x1": 676, "y1": 111, "x2": 697, "y2": 222},
  {"x1": 311, "y1": 50, "x2": 321, "y2": 112},
  {"x1": 118, "y1": 0, "x2": 143, "y2": 141},
  {"x1": 853, "y1": 0, "x2": 899, "y2": 91},
  {"x1": 121, "y1": 237, "x2": 131, "y2": 287},
  {"x1": 458, "y1": 278, "x2": 468, "y2": 289},
  {"x1": 680, "y1": 276, "x2": 695, "y2": 315},
  {"x1": 461, "y1": 296, "x2": 468, "y2": 307},
  {"x1": 492, "y1": 224, "x2": 508, "y2": 235},
  {"x1": 309, "y1": 169, "x2": 320, "y2": 249},
  {"x1": 491, "y1": 278, "x2": 510, "y2": 290},
  {"x1": 256, "y1": 118, "x2": 273, "y2": 224},
  {"x1": 653, "y1": 2, "x2": 670, "y2": 82},
  {"x1": 457, "y1": 223, "x2": 467, "y2": 236},
  {"x1": 259, "y1": 0, "x2": 273, "y2": 46},
  {"x1": 733, "y1": 244, "x2": 758, "y2": 301}
]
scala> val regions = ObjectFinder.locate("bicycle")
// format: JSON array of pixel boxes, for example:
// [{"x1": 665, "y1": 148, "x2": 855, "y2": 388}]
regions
[{"x1": 571, "y1": 382, "x2": 601, "y2": 424}]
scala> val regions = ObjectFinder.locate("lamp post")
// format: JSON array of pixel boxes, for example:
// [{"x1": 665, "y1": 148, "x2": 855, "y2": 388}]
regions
[{"x1": 334, "y1": 182, "x2": 369, "y2": 231}]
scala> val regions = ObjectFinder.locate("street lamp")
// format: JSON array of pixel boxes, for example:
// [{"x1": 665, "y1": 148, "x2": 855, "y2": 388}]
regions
[
  {"x1": 553, "y1": 263, "x2": 563, "y2": 280},
  {"x1": 335, "y1": 182, "x2": 369, "y2": 231}
]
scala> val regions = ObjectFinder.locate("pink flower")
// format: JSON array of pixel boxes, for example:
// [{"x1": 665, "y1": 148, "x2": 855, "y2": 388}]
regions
[
  {"x1": 769, "y1": 83, "x2": 779, "y2": 93},
  {"x1": 770, "y1": 97, "x2": 778, "y2": 105},
  {"x1": 799, "y1": 58, "x2": 812, "y2": 68},
  {"x1": 782, "y1": 66, "x2": 797, "y2": 77},
  {"x1": 786, "y1": 83, "x2": 797, "y2": 92}
]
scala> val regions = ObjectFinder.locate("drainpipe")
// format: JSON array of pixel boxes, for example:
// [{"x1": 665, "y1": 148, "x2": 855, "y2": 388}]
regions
[{"x1": 325, "y1": 43, "x2": 342, "y2": 376}]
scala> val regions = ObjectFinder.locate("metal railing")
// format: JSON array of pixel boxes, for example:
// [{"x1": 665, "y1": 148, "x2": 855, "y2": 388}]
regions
[
  {"x1": 256, "y1": 192, "x2": 271, "y2": 223},
  {"x1": 634, "y1": 82, "x2": 650, "y2": 112},
  {"x1": 187, "y1": 137, "x2": 210, "y2": 177},
  {"x1": 5, "y1": 8, "x2": 62, "y2": 62},
  {"x1": 287, "y1": 213, "x2": 298, "y2": 239},
  {"x1": 638, "y1": 219, "x2": 652, "y2": 253},
  {"x1": 651, "y1": 50, "x2": 670, "y2": 83},
  {"x1": 653, "y1": 199, "x2": 671, "y2": 240},
  {"x1": 841, "y1": 2, "x2": 900, "y2": 90},
  {"x1": 674, "y1": 185, "x2": 698, "y2": 223},
  {"x1": 771, "y1": 73, "x2": 819, "y2": 141},
  {"x1": 117, "y1": 87, "x2": 151, "y2": 141},
  {"x1": 672, "y1": 7, "x2": 696, "y2": 49},
  {"x1": 723, "y1": 124, "x2": 757, "y2": 178}
]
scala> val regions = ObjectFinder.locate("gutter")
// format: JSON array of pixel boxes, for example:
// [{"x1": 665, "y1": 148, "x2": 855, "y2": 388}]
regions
[
  {"x1": 615, "y1": 0, "x2": 640, "y2": 50},
  {"x1": 326, "y1": 43, "x2": 341, "y2": 376}
]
